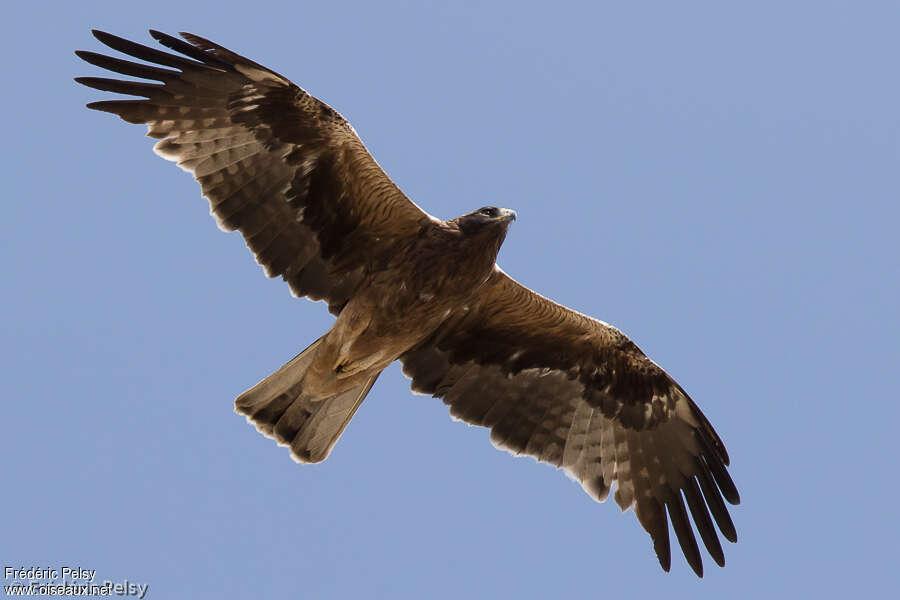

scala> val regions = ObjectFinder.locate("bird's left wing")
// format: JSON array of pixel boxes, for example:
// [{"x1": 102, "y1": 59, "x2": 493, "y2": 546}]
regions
[
  {"x1": 76, "y1": 30, "x2": 436, "y2": 314},
  {"x1": 400, "y1": 268, "x2": 739, "y2": 576}
]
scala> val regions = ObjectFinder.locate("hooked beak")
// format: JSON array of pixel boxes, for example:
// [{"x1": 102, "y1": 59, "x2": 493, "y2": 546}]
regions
[{"x1": 499, "y1": 208, "x2": 517, "y2": 223}]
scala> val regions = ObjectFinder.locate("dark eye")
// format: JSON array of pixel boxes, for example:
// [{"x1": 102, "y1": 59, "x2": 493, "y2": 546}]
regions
[{"x1": 480, "y1": 207, "x2": 495, "y2": 217}]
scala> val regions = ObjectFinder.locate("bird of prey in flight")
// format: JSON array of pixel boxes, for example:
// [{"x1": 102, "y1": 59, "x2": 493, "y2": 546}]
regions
[{"x1": 76, "y1": 30, "x2": 739, "y2": 577}]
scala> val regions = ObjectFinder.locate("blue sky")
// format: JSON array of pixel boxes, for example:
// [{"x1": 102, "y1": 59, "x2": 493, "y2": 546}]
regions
[{"x1": 3, "y1": 0, "x2": 899, "y2": 597}]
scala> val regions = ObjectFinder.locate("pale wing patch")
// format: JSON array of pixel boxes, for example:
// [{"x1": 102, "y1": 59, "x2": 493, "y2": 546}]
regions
[{"x1": 234, "y1": 63, "x2": 290, "y2": 85}]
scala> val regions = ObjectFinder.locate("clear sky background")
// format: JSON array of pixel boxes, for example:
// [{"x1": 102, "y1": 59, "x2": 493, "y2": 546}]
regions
[{"x1": 3, "y1": 1, "x2": 898, "y2": 597}]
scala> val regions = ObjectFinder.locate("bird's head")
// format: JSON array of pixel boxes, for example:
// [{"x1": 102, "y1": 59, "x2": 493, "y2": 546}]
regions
[{"x1": 456, "y1": 206, "x2": 517, "y2": 236}]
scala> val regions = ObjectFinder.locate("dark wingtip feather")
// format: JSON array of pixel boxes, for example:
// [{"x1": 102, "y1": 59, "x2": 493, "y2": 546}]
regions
[
  {"x1": 74, "y1": 76, "x2": 162, "y2": 97},
  {"x1": 666, "y1": 493, "x2": 704, "y2": 577},
  {"x1": 87, "y1": 29, "x2": 201, "y2": 71},
  {"x1": 684, "y1": 478, "x2": 725, "y2": 567},
  {"x1": 84, "y1": 100, "x2": 115, "y2": 112},
  {"x1": 694, "y1": 431, "x2": 740, "y2": 505},
  {"x1": 176, "y1": 31, "x2": 241, "y2": 62},
  {"x1": 678, "y1": 387, "x2": 731, "y2": 466},
  {"x1": 150, "y1": 29, "x2": 194, "y2": 51},
  {"x1": 83, "y1": 100, "x2": 150, "y2": 127},
  {"x1": 707, "y1": 456, "x2": 741, "y2": 505},
  {"x1": 178, "y1": 31, "x2": 220, "y2": 52},
  {"x1": 655, "y1": 540, "x2": 672, "y2": 573},
  {"x1": 149, "y1": 29, "x2": 230, "y2": 67},
  {"x1": 695, "y1": 419, "x2": 731, "y2": 467},
  {"x1": 91, "y1": 29, "x2": 119, "y2": 46},
  {"x1": 75, "y1": 49, "x2": 178, "y2": 82},
  {"x1": 179, "y1": 31, "x2": 209, "y2": 44},
  {"x1": 648, "y1": 500, "x2": 671, "y2": 573},
  {"x1": 695, "y1": 457, "x2": 738, "y2": 543}
]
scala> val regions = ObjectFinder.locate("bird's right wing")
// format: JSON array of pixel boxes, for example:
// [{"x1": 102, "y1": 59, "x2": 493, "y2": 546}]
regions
[
  {"x1": 77, "y1": 30, "x2": 436, "y2": 314},
  {"x1": 401, "y1": 267, "x2": 739, "y2": 576}
]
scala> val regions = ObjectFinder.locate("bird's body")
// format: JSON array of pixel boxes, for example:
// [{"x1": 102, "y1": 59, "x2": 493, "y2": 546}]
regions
[
  {"x1": 77, "y1": 30, "x2": 739, "y2": 577},
  {"x1": 239, "y1": 207, "x2": 516, "y2": 460},
  {"x1": 310, "y1": 209, "x2": 511, "y2": 392}
]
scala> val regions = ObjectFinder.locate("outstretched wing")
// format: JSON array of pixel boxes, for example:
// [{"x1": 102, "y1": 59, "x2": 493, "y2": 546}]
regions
[
  {"x1": 76, "y1": 30, "x2": 435, "y2": 314},
  {"x1": 401, "y1": 268, "x2": 739, "y2": 576}
]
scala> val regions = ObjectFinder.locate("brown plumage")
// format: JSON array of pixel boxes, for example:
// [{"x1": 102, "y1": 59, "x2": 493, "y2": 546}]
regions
[{"x1": 76, "y1": 30, "x2": 739, "y2": 577}]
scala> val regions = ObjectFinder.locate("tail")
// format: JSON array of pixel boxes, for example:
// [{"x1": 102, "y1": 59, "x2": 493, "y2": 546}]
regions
[{"x1": 235, "y1": 337, "x2": 380, "y2": 463}]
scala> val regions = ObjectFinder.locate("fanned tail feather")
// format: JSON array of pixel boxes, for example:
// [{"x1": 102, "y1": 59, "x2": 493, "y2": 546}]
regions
[{"x1": 235, "y1": 338, "x2": 378, "y2": 463}]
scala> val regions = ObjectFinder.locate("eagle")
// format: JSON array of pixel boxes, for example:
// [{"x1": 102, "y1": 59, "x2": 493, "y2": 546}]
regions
[{"x1": 76, "y1": 30, "x2": 739, "y2": 577}]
